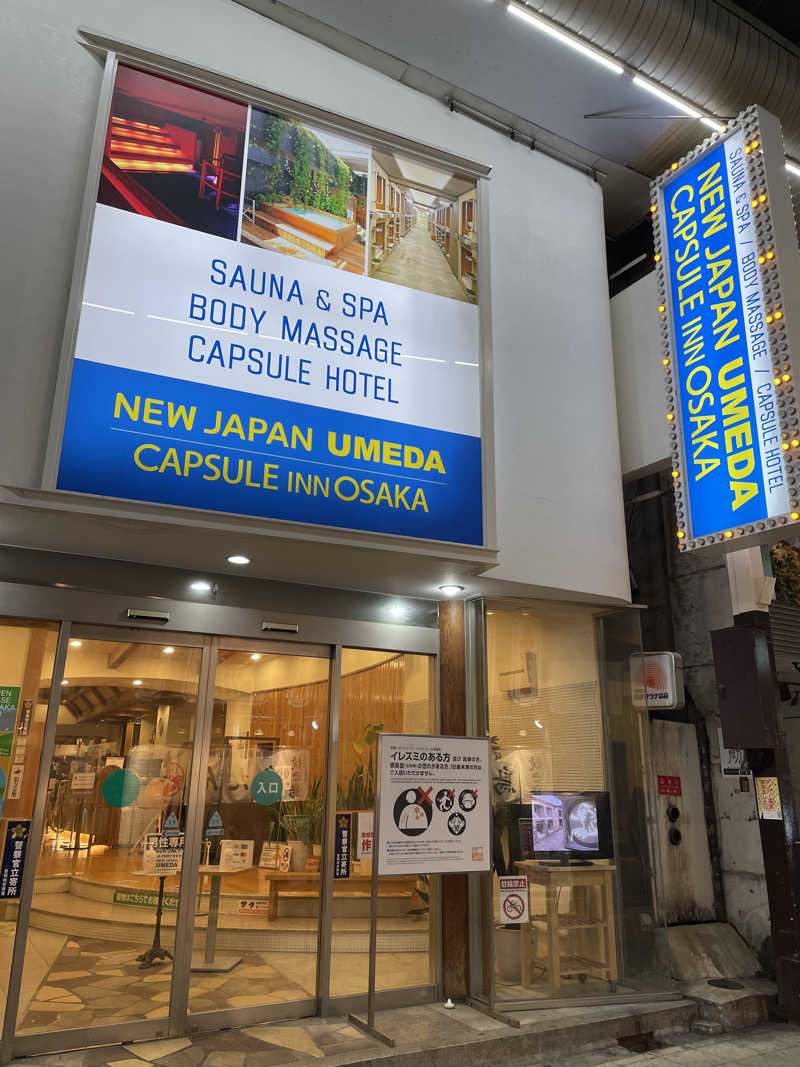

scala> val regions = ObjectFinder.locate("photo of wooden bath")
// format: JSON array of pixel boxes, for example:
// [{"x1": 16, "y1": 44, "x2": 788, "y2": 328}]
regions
[
  {"x1": 369, "y1": 152, "x2": 478, "y2": 304},
  {"x1": 241, "y1": 108, "x2": 368, "y2": 274}
]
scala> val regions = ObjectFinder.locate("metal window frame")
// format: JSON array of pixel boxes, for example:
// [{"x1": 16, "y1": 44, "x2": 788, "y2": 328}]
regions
[{"x1": 0, "y1": 601, "x2": 441, "y2": 1060}]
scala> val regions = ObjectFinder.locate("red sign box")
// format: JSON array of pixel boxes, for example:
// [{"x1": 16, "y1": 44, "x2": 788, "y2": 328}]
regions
[{"x1": 657, "y1": 774, "x2": 682, "y2": 796}]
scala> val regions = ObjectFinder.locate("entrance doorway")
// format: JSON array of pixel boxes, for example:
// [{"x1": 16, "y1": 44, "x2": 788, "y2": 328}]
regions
[{"x1": 1, "y1": 622, "x2": 437, "y2": 1059}]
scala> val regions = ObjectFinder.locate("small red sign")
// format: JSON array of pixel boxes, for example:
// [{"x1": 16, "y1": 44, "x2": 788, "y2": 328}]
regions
[{"x1": 658, "y1": 774, "x2": 682, "y2": 796}]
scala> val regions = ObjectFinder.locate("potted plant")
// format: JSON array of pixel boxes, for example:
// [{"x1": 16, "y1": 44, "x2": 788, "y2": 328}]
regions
[{"x1": 280, "y1": 778, "x2": 324, "y2": 871}]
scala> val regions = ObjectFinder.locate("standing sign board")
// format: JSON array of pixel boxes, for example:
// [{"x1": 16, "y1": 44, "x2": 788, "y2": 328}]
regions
[
  {"x1": 376, "y1": 734, "x2": 490, "y2": 876},
  {"x1": 144, "y1": 832, "x2": 185, "y2": 873},
  {"x1": 49, "y1": 63, "x2": 486, "y2": 547},
  {"x1": 652, "y1": 106, "x2": 800, "y2": 551}
]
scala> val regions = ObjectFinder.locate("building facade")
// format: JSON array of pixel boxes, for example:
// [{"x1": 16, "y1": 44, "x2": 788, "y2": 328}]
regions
[{"x1": 0, "y1": 0, "x2": 754, "y2": 1060}]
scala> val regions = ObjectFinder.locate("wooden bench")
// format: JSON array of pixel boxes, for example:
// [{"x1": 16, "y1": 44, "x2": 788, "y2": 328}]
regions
[{"x1": 261, "y1": 872, "x2": 412, "y2": 921}]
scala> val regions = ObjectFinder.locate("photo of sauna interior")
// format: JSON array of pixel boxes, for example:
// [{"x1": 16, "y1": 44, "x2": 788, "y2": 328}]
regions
[
  {"x1": 369, "y1": 152, "x2": 478, "y2": 303},
  {"x1": 241, "y1": 110, "x2": 368, "y2": 274},
  {"x1": 97, "y1": 66, "x2": 247, "y2": 241},
  {"x1": 4, "y1": 632, "x2": 434, "y2": 1035}
]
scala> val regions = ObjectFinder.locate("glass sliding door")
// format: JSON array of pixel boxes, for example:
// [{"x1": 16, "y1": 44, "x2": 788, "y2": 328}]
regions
[
  {"x1": 187, "y1": 642, "x2": 330, "y2": 1020},
  {"x1": 329, "y1": 649, "x2": 437, "y2": 1004},
  {"x1": 15, "y1": 635, "x2": 204, "y2": 1037},
  {"x1": 4, "y1": 618, "x2": 440, "y2": 1055},
  {"x1": 0, "y1": 618, "x2": 60, "y2": 1030}
]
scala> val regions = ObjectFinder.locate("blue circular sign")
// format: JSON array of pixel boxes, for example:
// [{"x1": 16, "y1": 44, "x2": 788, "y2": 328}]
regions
[{"x1": 251, "y1": 769, "x2": 283, "y2": 806}]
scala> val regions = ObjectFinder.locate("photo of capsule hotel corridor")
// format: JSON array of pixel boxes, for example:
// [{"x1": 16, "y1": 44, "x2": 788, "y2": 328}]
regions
[
  {"x1": 97, "y1": 66, "x2": 247, "y2": 241},
  {"x1": 369, "y1": 152, "x2": 478, "y2": 303},
  {"x1": 241, "y1": 110, "x2": 368, "y2": 273}
]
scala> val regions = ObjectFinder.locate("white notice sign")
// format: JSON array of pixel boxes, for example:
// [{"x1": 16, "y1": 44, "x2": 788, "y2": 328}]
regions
[
  {"x1": 376, "y1": 734, "x2": 490, "y2": 876},
  {"x1": 144, "y1": 833, "x2": 184, "y2": 873},
  {"x1": 498, "y1": 876, "x2": 529, "y2": 924}
]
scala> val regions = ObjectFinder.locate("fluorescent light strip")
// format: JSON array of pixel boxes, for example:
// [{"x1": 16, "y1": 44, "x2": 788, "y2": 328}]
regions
[
  {"x1": 631, "y1": 75, "x2": 700, "y2": 118},
  {"x1": 507, "y1": 3, "x2": 624, "y2": 76},
  {"x1": 787, "y1": 161, "x2": 800, "y2": 178},
  {"x1": 506, "y1": 5, "x2": 729, "y2": 130}
]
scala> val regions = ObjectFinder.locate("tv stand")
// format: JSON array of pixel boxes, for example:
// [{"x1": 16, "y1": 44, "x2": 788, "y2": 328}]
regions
[
  {"x1": 539, "y1": 859, "x2": 593, "y2": 868},
  {"x1": 514, "y1": 860, "x2": 618, "y2": 996}
]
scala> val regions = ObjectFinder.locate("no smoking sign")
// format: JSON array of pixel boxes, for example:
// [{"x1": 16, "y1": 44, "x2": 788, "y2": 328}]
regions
[{"x1": 498, "y1": 876, "x2": 529, "y2": 925}]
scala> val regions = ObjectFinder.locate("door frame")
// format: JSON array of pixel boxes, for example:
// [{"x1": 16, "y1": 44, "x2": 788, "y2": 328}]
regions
[{"x1": 0, "y1": 596, "x2": 439, "y2": 1060}]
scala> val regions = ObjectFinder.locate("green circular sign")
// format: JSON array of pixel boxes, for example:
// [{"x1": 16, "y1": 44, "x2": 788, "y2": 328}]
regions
[
  {"x1": 251, "y1": 769, "x2": 283, "y2": 806},
  {"x1": 102, "y1": 768, "x2": 141, "y2": 808}
]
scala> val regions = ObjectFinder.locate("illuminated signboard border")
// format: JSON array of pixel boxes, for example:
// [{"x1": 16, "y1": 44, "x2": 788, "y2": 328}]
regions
[{"x1": 651, "y1": 105, "x2": 800, "y2": 552}]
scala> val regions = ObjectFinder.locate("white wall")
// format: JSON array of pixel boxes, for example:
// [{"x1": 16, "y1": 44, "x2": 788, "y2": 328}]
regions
[
  {"x1": 610, "y1": 274, "x2": 671, "y2": 478},
  {"x1": 0, "y1": 0, "x2": 629, "y2": 603}
]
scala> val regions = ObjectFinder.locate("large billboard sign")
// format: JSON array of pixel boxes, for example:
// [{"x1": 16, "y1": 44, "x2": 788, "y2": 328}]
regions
[
  {"x1": 652, "y1": 106, "x2": 800, "y2": 551},
  {"x1": 52, "y1": 64, "x2": 484, "y2": 545}
]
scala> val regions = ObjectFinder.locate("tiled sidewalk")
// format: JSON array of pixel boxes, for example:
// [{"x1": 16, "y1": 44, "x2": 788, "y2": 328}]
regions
[
  {"x1": 520, "y1": 1022, "x2": 800, "y2": 1066},
  {"x1": 9, "y1": 1007, "x2": 799, "y2": 1067}
]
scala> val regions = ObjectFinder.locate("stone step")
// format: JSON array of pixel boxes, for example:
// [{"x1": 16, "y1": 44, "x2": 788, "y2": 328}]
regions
[
  {"x1": 27, "y1": 891, "x2": 428, "y2": 954},
  {"x1": 333, "y1": 999, "x2": 699, "y2": 1067}
]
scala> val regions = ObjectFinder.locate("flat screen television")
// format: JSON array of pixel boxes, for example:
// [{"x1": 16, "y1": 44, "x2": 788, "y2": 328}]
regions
[{"x1": 530, "y1": 791, "x2": 613, "y2": 862}]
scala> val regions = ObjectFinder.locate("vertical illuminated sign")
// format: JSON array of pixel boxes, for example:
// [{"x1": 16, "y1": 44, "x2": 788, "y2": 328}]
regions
[{"x1": 652, "y1": 106, "x2": 800, "y2": 550}]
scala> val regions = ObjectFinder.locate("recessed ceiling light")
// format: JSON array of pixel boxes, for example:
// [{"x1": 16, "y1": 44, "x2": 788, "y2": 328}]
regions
[
  {"x1": 438, "y1": 584, "x2": 465, "y2": 597},
  {"x1": 163, "y1": 646, "x2": 175, "y2": 655},
  {"x1": 69, "y1": 639, "x2": 82, "y2": 648},
  {"x1": 311, "y1": 720, "x2": 319, "y2": 730},
  {"x1": 132, "y1": 679, "x2": 143, "y2": 687},
  {"x1": 388, "y1": 602, "x2": 407, "y2": 618},
  {"x1": 190, "y1": 580, "x2": 212, "y2": 593},
  {"x1": 250, "y1": 653, "x2": 262, "y2": 661},
  {"x1": 288, "y1": 729, "x2": 295, "y2": 737},
  {"x1": 534, "y1": 720, "x2": 543, "y2": 729},
  {"x1": 227, "y1": 554, "x2": 251, "y2": 566},
  {"x1": 61, "y1": 679, "x2": 69, "y2": 686}
]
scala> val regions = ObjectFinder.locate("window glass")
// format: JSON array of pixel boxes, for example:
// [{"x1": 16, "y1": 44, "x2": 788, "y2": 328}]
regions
[
  {"x1": 484, "y1": 603, "x2": 670, "y2": 1002},
  {"x1": 329, "y1": 651, "x2": 437, "y2": 1001}
]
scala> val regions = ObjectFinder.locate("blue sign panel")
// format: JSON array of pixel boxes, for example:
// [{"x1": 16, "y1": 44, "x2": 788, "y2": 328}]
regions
[
  {"x1": 57, "y1": 359, "x2": 482, "y2": 545},
  {"x1": 660, "y1": 130, "x2": 789, "y2": 539},
  {"x1": 334, "y1": 812, "x2": 352, "y2": 879},
  {"x1": 0, "y1": 820, "x2": 30, "y2": 899}
]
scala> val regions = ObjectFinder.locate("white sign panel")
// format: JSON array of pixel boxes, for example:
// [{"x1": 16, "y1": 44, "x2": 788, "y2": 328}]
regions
[
  {"x1": 219, "y1": 839, "x2": 254, "y2": 870},
  {"x1": 376, "y1": 734, "x2": 490, "y2": 875},
  {"x1": 144, "y1": 832, "x2": 184, "y2": 873},
  {"x1": 356, "y1": 810, "x2": 374, "y2": 859},
  {"x1": 630, "y1": 652, "x2": 684, "y2": 710},
  {"x1": 718, "y1": 728, "x2": 748, "y2": 777},
  {"x1": 498, "y1": 876, "x2": 529, "y2": 924}
]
